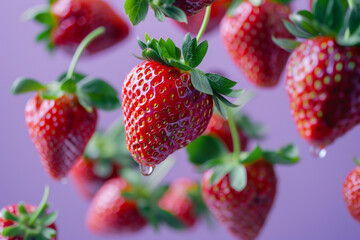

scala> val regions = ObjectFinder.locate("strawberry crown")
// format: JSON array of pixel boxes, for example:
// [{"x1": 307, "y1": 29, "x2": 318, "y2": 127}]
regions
[
  {"x1": 124, "y1": 0, "x2": 188, "y2": 26},
  {"x1": 187, "y1": 135, "x2": 299, "y2": 191},
  {"x1": 120, "y1": 168, "x2": 206, "y2": 229},
  {"x1": 83, "y1": 119, "x2": 136, "y2": 178},
  {"x1": 227, "y1": 0, "x2": 292, "y2": 16},
  {"x1": 23, "y1": 0, "x2": 58, "y2": 51},
  {"x1": 273, "y1": 0, "x2": 360, "y2": 51},
  {"x1": 135, "y1": 33, "x2": 243, "y2": 118},
  {"x1": 10, "y1": 27, "x2": 120, "y2": 112},
  {"x1": 0, "y1": 187, "x2": 57, "y2": 240}
]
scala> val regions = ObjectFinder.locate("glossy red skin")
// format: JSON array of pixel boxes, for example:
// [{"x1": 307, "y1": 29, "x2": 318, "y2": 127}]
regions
[
  {"x1": 86, "y1": 178, "x2": 147, "y2": 234},
  {"x1": 0, "y1": 205, "x2": 57, "y2": 240},
  {"x1": 158, "y1": 178, "x2": 198, "y2": 227},
  {"x1": 122, "y1": 61, "x2": 213, "y2": 167},
  {"x1": 204, "y1": 112, "x2": 248, "y2": 152},
  {"x1": 286, "y1": 37, "x2": 360, "y2": 147},
  {"x1": 220, "y1": 0, "x2": 293, "y2": 87},
  {"x1": 201, "y1": 160, "x2": 277, "y2": 240},
  {"x1": 70, "y1": 157, "x2": 121, "y2": 199},
  {"x1": 51, "y1": 0, "x2": 129, "y2": 54},
  {"x1": 343, "y1": 166, "x2": 360, "y2": 222},
  {"x1": 174, "y1": 0, "x2": 231, "y2": 35},
  {"x1": 174, "y1": 0, "x2": 216, "y2": 16},
  {"x1": 25, "y1": 94, "x2": 97, "y2": 179}
]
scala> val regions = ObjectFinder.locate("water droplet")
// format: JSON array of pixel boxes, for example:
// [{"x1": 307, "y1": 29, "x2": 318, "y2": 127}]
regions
[
  {"x1": 61, "y1": 177, "x2": 68, "y2": 185},
  {"x1": 139, "y1": 164, "x2": 155, "y2": 176},
  {"x1": 310, "y1": 145, "x2": 327, "y2": 158}
]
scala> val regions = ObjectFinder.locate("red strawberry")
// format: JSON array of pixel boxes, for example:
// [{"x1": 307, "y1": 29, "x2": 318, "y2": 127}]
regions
[
  {"x1": 204, "y1": 112, "x2": 248, "y2": 152},
  {"x1": 220, "y1": 0, "x2": 293, "y2": 87},
  {"x1": 173, "y1": 0, "x2": 216, "y2": 16},
  {"x1": 0, "y1": 187, "x2": 57, "y2": 240},
  {"x1": 26, "y1": 94, "x2": 97, "y2": 179},
  {"x1": 201, "y1": 159, "x2": 277, "y2": 240},
  {"x1": 122, "y1": 61, "x2": 213, "y2": 168},
  {"x1": 11, "y1": 28, "x2": 121, "y2": 179},
  {"x1": 285, "y1": 37, "x2": 360, "y2": 147},
  {"x1": 86, "y1": 177, "x2": 147, "y2": 234},
  {"x1": 343, "y1": 165, "x2": 360, "y2": 222},
  {"x1": 70, "y1": 156, "x2": 120, "y2": 199},
  {"x1": 174, "y1": 0, "x2": 232, "y2": 35},
  {"x1": 31, "y1": 0, "x2": 129, "y2": 54},
  {"x1": 158, "y1": 179, "x2": 199, "y2": 227}
]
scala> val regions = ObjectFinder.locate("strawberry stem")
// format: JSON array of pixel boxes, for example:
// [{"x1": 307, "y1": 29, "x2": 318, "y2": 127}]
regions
[
  {"x1": 66, "y1": 27, "x2": 105, "y2": 80},
  {"x1": 226, "y1": 107, "x2": 241, "y2": 160},
  {"x1": 28, "y1": 186, "x2": 50, "y2": 227},
  {"x1": 196, "y1": 6, "x2": 212, "y2": 43}
]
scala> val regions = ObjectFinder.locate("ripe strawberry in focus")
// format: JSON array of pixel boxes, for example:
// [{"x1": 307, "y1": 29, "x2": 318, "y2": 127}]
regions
[
  {"x1": 86, "y1": 177, "x2": 147, "y2": 234},
  {"x1": 202, "y1": 160, "x2": 276, "y2": 240},
  {"x1": 0, "y1": 187, "x2": 57, "y2": 240},
  {"x1": 158, "y1": 179, "x2": 205, "y2": 227},
  {"x1": 29, "y1": 0, "x2": 129, "y2": 54},
  {"x1": 11, "y1": 28, "x2": 121, "y2": 179},
  {"x1": 343, "y1": 163, "x2": 360, "y2": 223},
  {"x1": 174, "y1": 0, "x2": 232, "y2": 35},
  {"x1": 221, "y1": 0, "x2": 293, "y2": 87},
  {"x1": 122, "y1": 34, "x2": 239, "y2": 171}
]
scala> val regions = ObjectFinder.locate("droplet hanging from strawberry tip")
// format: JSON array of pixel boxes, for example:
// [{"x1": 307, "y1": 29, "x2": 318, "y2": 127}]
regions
[
  {"x1": 309, "y1": 145, "x2": 327, "y2": 159},
  {"x1": 139, "y1": 164, "x2": 155, "y2": 176},
  {"x1": 61, "y1": 177, "x2": 68, "y2": 185}
]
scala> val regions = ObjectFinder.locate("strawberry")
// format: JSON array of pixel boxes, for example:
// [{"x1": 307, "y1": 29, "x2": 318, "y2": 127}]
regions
[
  {"x1": 343, "y1": 162, "x2": 360, "y2": 222},
  {"x1": 0, "y1": 187, "x2": 57, "y2": 240},
  {"x1": 122, "y1": 34, "x2": 240, "y2": 172},
  {"x1": 220, "y1": 0, "x2": 294, "y2": 87},
  {"x1": 29, "y1": 0, "x2": 129, "y2": 54},
  {"x1": 158, "y1": 178, "x2": 204, "y2": 227},
  {"x1": 11, "y1": 28, "x2": 120, "y2": 179},
  {"x1": 199, "y1": 144, "x2": 299, "y2": 240},
  {"x1": 70, "y1": 120, "x2": 135, "y2": 199},
  {"x1": 173, "y1": 0, "x2": 232, "y2": 35},
  {"x1": 273, "y1": 0, "x2": 360, "y2": 147},
  {"x1": 173, "y1": 0, "x2": 216, "y2": 16},
  {"x1": 86, "y1": 177, "x2": 147, "y2": 234}
]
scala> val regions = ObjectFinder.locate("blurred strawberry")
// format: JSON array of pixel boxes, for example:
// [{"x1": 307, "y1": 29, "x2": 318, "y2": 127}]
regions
[
  {"x1": 343, "y1": 160, "x2": 360, "y2": 223},
  {"x1": 28, "y1": 0, "x2": 129, "y2": 54}
]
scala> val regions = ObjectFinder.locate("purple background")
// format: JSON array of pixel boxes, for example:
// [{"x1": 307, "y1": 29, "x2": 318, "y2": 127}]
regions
[{"x1": 1, "y1": 0, "x2": 359, "y2": 239}]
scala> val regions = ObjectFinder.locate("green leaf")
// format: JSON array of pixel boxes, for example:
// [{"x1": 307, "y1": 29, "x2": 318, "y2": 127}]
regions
[
  {"x1": 235, "y1": 114, "x2": 265, "y2": 139},
  {"x1": 137, "y1": 39, "x2": 147, "y2": 50},
  {"x1": 2, "y1": 211, "x2": 19, "y2": 222},
  {"x1": 77, "y1": 77, "x2": 121, "y2": 111},
  {"x1": 41, "y1": 228, "x2": 56, "y2": 239},
  {"x1": 186, "y1": 135, "x2": 228, "y2": 166},
  {"x1": 165, "y1": 38, "x2": 178, "y2": 59},
  {"x1": 347, "y1": 5, "x2": 360, "y2": 34},
  {"x1": 227, "y1": 0, "x2": 243, "y2": 16},
  {"x1": 121, "y1": 168, "x2": 143, "y2": 187},
  {"x1": 160, "y1": 5, "x2": 187, "y2": 23},
  {"x1": 282, "y1": 20, "x2": 314, "y2": 39},
  {"x1": 191, "y1": 69, "x2": 213, "y2": 95},
  {"x1": 56, "y1": 72, "x2": 86, "y2": 83},
  {"x1": 290, "y1": 11, "x2": 320, "y2": 36},
  {"x1": 40, "y1": 84, "x2": 63, "y2": 100},
  {"x1": 313, "y1": 0, "x2": 345, "y2": 34},
  {"x1": 157, "y1": 209, "x2": 186, "y2": 229},
  {"x1": 153, "y1": 185, "x2": 170, "y2": 201},
  {"x1": 152, "y1": 5, "x2": 166, "y2": 22},
  {"x1": 240, "y1": 145, "x2": 263, "y2": 164},
  {"x1": 210, "y1": 164, "x2": 233, "y2": 186},
  {"x1": 272, "y1": 36, "x2": 300, "y2": 52},
  {"x1": 206, "y1": 73, "x2": 237, "y2": 97},
  {"x1": 1, "y1": 226, "x2": 24, "y2": 237},
  {"x1": 214, "y1": 92, "x2": 239, "y2": 108},
  {"x1": 213, "y1": 95, "x2": 227, "y2": 119},
  {"x1": 229, "y1": 164, "x2": 247, "y2": 191},
  {"x1": 124, "y1": 0, "x2": 149, "y2": 26},
  {"x1": 33, "y1": 12, "x2": 55, "y2": 26},
  {"x1": 189, "y1": 41, "x2": 208, "y2": 68},
  {"x1": 271, "y1": 0, "x2": 292, "y2": 4},
  {"x1": 182, "y1": 34, "x2": 197, "y2": 65},
  {"x1": 137, "y1": 200, "x2": 159, "y2": 230},
  {"x1": 60, "y1": 79, "x2": 77, "y2": 94},
  {"x1": 142, "y1": 48, "x2": 168, "y2": 65},
  {"x1": 10, "y1": 78, "x2": 45, "y2": 94},
  {"x1": 168, "y1": 59, "x2": 193, "y2": 71},
  {"x1": 36, "y1": 29, "x2": 51, "y2": 42},
  {"x1": 263, "y1": 144, "x2": 299, "y2": 165}
]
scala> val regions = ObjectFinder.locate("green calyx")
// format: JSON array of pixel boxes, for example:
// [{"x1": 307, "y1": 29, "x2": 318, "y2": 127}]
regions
[
  {"x1": 227, "y1": 0, "x2": 292, "y2": 16},
  {"x1": 10, "y1": 27, "x2": 120, "y2": 112},
  {"x1": 235, "y1": 114, "x2": 265, "y2": 140},
  {"x1": 120, "y1": 168, "x2": 186, "y2": 230},
  {"x1": 135, "y1": 33, "x2": 242, "y2": 118},
  {"x1": 23, "y1": 0, "x2": 58, "y2": 51},
  {"x1": 1, "y1": 186, "x2": 57, "y2": 240},
  {"x1": 124, "y1": 0, "x2": 187, "y2": 26},
  {"x1": 273, "y1": 0, "x2": 360, "y2": 51},
  {"x1": 84, "y1": 119, "x2": 136, "y2": 178}
]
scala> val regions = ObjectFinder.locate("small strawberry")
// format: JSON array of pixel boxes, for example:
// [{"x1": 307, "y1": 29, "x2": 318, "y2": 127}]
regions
[
  {"x1": 273, "y1": 0, "x2": 360, "y2": 147},
  {"x1": 11, "y1": 28, "x2": 120, "y2": 179},
  {"x1": 343, "y1": 159, "x2": 360, "y2": 223},
  {"x1": 71, "y1": 120, "x2": 135, "y2": 199},
  {"x1": 200, "y1": 144, "x2": 299, "y2": 240},
  {"x1": 173, "y1": 0, "x2": 232, "y2": 35},
  {"x1": 27, "y1": 0, "x2": 129, "y2": 54},
  {"x1": 124, "y1": 0, "x2": 216, "y2": 26},
  {"x1": 221, "y1": 0, "x2": 294, "y2": 87},
  {"x1": 158, "y1": 178, "x2": 206, "y2": 227},
  {"x1": 122, "y1": 34, "x2": 240, "y2": 172},
  {"x1": 0, "y1": 187, "x2": 57, "y2": 240}
]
